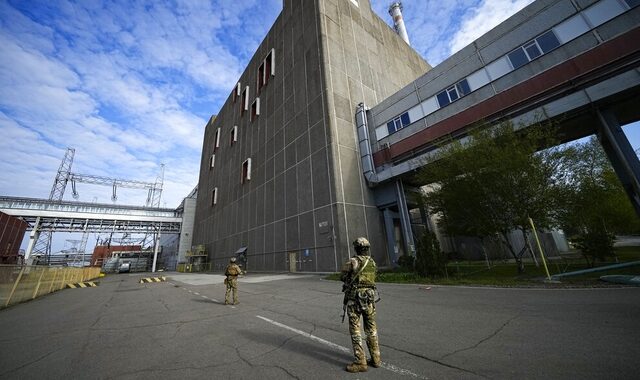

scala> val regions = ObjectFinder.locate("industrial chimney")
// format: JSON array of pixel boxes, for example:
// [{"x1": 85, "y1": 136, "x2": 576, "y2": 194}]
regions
[{"x1": 388, "y1": 2, "x2": 410, "y2": 46}]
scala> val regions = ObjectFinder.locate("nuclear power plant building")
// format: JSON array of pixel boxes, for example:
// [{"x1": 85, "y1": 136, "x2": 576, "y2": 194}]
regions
[{"x1": 192, "y1": 0, "x2": 430, "y2": 272}]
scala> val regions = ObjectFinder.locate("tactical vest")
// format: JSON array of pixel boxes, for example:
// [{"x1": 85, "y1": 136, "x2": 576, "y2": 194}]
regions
[
  {"x1": 226, "y1": 264, "x2": 240, "y2": 276},
  {"x1": 354, "y1": 255, "x2": 376, "y2": 287}
]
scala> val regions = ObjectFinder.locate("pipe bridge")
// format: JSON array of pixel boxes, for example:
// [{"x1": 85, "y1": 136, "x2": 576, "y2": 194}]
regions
[{"x1": 0, "y1": 196, "x2": 181, "y2": 234}]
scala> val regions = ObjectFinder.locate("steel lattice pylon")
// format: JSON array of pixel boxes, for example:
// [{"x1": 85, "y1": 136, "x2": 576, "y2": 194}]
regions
[
  {"x1": 27, "y1": 148, "x2": 166, "y2": 264},
  {"x1": 32, "y1": 148, "x2": 75, "y2": 263}
]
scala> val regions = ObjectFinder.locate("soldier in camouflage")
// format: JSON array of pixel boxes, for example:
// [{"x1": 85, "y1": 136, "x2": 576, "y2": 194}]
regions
[
  {"x1": 341, "y1": 237, "x2": 381, "y2": 373},
  {"x1": 224, "y1": 257, "x2": 242, "y2": 305}
]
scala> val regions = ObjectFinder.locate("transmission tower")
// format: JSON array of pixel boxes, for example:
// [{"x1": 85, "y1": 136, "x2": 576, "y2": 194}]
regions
[
  {"x1": 31, "y1": 148, "x2": 166, "y2": 265},
  {"x1": 32, "y1": 148, "x2": 75, "y2": 263}
]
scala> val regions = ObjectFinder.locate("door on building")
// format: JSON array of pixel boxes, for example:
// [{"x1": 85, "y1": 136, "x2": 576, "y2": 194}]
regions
[{"x1": 288, "y1": 251, "x2": 297, "y2": 272}]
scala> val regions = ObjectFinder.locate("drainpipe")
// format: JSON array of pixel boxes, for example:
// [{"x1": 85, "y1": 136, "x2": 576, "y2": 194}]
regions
[{"x1": 356, "y1": 102, "x2": 380, "y2": 185}]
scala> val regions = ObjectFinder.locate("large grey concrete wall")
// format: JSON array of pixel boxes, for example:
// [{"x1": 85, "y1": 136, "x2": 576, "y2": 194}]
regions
[
  {"x1": 317, "y1": 0, "x2": 430, "y2": 267},
  {"x1": 192, "y1": 0, "x2": 429, "y2": 272}
]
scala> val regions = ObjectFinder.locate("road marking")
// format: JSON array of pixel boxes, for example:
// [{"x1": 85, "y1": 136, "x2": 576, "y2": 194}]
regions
[{"x1": 256, "y1": 315, "x2": 427, "y2": 379}]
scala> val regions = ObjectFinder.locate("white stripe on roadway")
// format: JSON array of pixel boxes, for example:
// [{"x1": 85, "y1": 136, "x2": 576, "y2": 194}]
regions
[{"x1": 256, "y1": 315, "x2": 427, "y2": 379}]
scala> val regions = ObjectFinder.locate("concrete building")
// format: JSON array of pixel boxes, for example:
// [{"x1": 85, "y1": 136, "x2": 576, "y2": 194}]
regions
[
  {"x1": 193, "y1": 0, "x2": 430, "y2": 272},
  {"x1": 160, "y1": 187, "x2": 198, "y2": 270}
]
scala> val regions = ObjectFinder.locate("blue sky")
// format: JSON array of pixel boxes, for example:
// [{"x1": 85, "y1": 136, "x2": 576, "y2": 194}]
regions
[{"x1": 1, "y1": 0, "x2": 638, "y2": 251}]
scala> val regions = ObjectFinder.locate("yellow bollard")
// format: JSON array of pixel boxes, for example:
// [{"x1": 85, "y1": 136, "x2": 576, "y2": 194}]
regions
[{"x1": 528, "y1": 217, "x2": 551, "y2": 281}]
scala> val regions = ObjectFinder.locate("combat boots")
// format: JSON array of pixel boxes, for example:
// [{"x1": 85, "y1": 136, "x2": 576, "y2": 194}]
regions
[
  {"x1": 346, "y1": 349, "x2": 368, "y2": 373},
  {"x1": 346, "y1": 361, "x2": 368, "y2": 373}
]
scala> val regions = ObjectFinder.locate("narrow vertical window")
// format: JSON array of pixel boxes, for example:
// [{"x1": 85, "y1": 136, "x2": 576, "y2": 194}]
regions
[
  {"x1": 233, "y1": 82, "x2": 241, "y2": 103},
  {"x1": 240, "y1": 86, "x2": 249, "y2": 115},
  {"x1": 257, "y1": 62, "x2": 265, "y2": 93},
  {"x1": 211, "y1": 187, "x2": 218, "y2": 205},
  {"x1": 241, "y1": 158, "x2": 252, "y2": 183},
  {"x1": 210, "y1": 154, "x2": 215, "y2": 169},
  {"x1": 214, "y1": 127, "x2": 221, "y2": 151},
  {"x1": 265, "y1": 49, "x2": 274, "y2": 85},
  {"x1": 251, "y1": 98, "x2": 260, "y2": 121},
  {"x1": 230, "y1": 125, "x2": 238, "y2": 145}
]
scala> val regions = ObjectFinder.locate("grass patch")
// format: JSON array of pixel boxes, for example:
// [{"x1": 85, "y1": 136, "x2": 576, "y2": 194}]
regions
[{"x1": 326, "y1": 246, "x2": 640, "y2": 287}]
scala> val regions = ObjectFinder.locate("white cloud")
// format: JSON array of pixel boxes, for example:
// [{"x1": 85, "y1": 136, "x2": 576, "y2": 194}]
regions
[{"x1": 448, "y1": 0, "x2": 534, "y2": 55}]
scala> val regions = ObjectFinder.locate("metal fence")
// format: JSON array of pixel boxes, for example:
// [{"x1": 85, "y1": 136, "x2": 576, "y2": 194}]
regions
[{"x1": 0, "y1": 265, "x2": 101, "y2": 309}]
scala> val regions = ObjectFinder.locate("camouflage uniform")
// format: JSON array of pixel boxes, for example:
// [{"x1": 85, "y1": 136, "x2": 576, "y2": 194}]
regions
[
  {"x1": 224, "y1": 258, "x2": 242, "y2": 305},
  {"x1": 341, "y1": 237, "x2": 381, "y2": 373}
]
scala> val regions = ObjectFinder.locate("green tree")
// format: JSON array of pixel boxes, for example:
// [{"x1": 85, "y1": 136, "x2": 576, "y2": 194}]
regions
[
  {"x1": 415, "y1": 231, "x2": 447, "y2": 278},
  {"x1": 556, "y1": 137, "x2": 640, "y2": 265},
  {"x1": 418, "y1": 121, "x2": 565, "y2": 273}
]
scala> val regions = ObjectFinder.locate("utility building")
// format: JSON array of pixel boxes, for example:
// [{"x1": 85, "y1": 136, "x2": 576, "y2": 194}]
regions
[{"x1": 193, "y1": 0, "x2": 429, "y2": 272}]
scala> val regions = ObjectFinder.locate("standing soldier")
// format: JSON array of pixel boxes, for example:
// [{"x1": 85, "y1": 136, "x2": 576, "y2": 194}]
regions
[
  {"x1": 224, "y1": 257, "x2": 242, "y2": 305},
  {"x1": 341, "y1": 237, "x2": 381, "y2": 373}
]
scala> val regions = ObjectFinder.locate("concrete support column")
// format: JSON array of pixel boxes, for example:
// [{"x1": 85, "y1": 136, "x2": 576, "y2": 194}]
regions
[
  {"x1": 596, "y1": 109, "x2": 640, "y2": 216},
  {"x1": 395, "y1": 180, "x2": 415, "y2": 256},
  {"x1": 25, "y1": 217, "x2": 41, "y2": 261},
  {"x1": 152, "y1": 232, "x2": 161, "y2": 273},
  {"x1": 383, "y1": 208, "x2": 398, "y2": 266}
]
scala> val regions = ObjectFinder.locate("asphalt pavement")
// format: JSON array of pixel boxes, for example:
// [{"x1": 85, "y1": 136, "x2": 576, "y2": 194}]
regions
[{"x1": 0, "y1": 272, "x2": 639, "y2": 379}]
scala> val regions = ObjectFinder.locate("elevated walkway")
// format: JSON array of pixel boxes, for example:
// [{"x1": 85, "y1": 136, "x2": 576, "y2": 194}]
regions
[{"x1": 0, "y1": 196, "x2": 181, "y2": 233}]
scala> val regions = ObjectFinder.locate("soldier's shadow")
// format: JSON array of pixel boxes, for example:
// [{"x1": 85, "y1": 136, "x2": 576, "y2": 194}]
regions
[{"x1": 238, "y1": 329, "x2": 350, "y2": 367}]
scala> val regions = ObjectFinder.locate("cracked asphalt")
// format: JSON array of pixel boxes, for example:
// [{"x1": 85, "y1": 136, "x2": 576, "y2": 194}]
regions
[{"x1": 0, "y1": 273, "x2": 639, "y2": 379}]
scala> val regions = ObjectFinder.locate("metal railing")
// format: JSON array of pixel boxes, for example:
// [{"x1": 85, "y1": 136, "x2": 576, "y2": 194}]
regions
[{"x1": 0, "y1": 265, "x2": 101, "y2": 309}]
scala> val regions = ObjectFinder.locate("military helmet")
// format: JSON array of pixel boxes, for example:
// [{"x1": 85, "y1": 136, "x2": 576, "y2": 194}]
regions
[
  {"x1": 353, "y1": 237, "x2": 370, "y2": 251},
  {"x1": 230, "y1": 257, "x2": 236, "y2": 263}
]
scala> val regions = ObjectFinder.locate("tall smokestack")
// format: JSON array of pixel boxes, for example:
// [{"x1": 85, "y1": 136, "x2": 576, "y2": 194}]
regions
[{"x1": 388, "y1": 2, "x2": 410, "y2": 46}]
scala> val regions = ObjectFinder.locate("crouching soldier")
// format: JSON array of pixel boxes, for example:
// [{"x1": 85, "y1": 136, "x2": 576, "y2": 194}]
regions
[
  {"x1": 341, "y1": 237, "x2": 381, "y2": 373},
  {"x1": 224, "y1": 257, "x2": 242, "y2": 305}
]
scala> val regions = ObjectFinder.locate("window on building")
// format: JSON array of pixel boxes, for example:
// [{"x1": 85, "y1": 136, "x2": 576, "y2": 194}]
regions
[
  {"x1": 230, "y1": 125, "x2": 238, "y2": 145},
  {"x1": 266, "y1": 49, "x2": 274, "y2": 82},
  {"x1": 536, "y1": 30, "x2": 560, "y2": 53},
  {"x1": 436, "y1": 78, "x2": 472, "y2": 108},
  {"x1": 233, "y1": 82, "x2": 241, "y2": 103},
  {"x1": 240, "y1": 86, "x2": 249, "y2": 115},
  {"x1": 456, "y1": 78, "x2": 471, "y2": 97},
  {"x1": 241, "y1": 158, "x2": 252, "y2": 183},
  {"x1": 523, "y1": 40, "x2": 542, "y2": 60},
  {"x1": 436, "y1": 91, "x2": 450, "y2": 107},
  {"x1": 257, "y1": 62, "x2": 265, "y2": 93},
  {"x1": 508, "y1": 30, "x2": 561, "y2": 69},
  {"x1": 257, "y1": 49, "x2": 275, "y2": 93},
  {"x1": 251, "y1": 98, "x2": 260, "y2": 121},
  {"x1": 626, "y1": 0, "x2": 640, "y2": 8},
  {"x1": 446, "y1": 86, "x2": 459, "y2": 102},
  {"x1": 210, "y1": 154, "x2": 215, "y2": 169},
  {"x1": 211, "y1": 187, "x2": 218, "y2": 206},
  {"x1": 508, "y1": 47, "x2": 529, "y2": 69},
  {"x1": 214, "y1": 127, "x2": 221, "y2": 151},
  {"x1": 386, "y1": 112, "x2": 411, "y2": 134}
]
